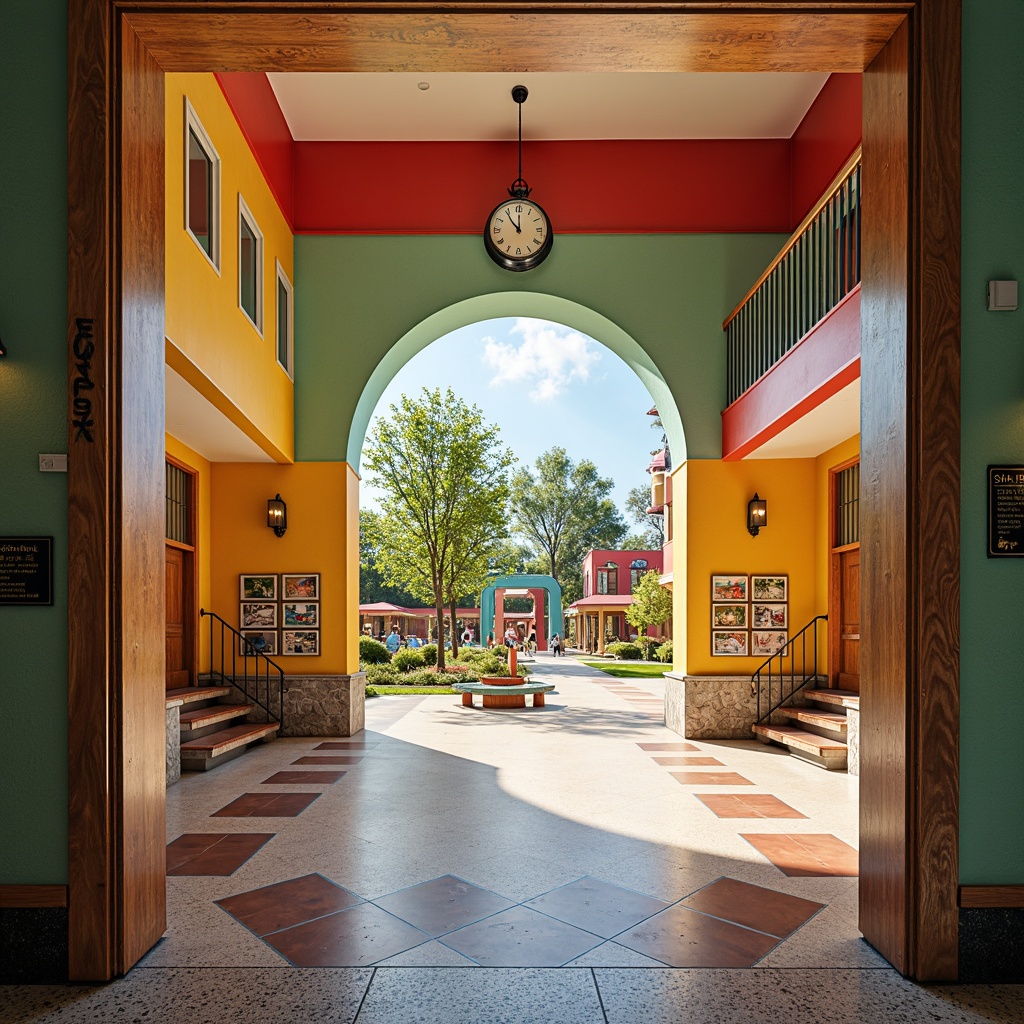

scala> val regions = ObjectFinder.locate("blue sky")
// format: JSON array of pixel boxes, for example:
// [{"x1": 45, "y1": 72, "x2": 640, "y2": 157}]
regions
[{"x1": 360, "y1": 317, "x2": 663, "y2": 525}]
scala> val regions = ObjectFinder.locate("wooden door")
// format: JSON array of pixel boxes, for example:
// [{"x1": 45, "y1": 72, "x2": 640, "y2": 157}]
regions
[
  {"x1": 837, "y1": 547, "x2": 860, "y2": 692},
  {"x1": 165, "y1": 545, "x2": 191, "y2": 690}
]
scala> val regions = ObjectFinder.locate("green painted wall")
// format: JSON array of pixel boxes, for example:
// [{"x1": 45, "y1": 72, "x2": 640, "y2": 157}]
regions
[
  {"x1": 294, "y1": 233, "x2": 785, "y2": 466},
  {"x1": 0, "y1": 0, "x2": 68, "y2": 882},
  {"x1": 959, "y1": 0, "x2": 1024, "y2": 884}
]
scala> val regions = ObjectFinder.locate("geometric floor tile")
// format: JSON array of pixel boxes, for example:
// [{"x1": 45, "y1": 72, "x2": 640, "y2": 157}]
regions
[
  {"x1": 261, "y1": 770, "x2": 346, "y2": 785},
  {"x1": 655, "y1": 756, "x2": 724, "y2": 767},
  {"x1": 263, "y1": 901, "x2": 428, "y2": 967},
  {"x1": 372, "y1": 875, "x2": 515, "y2": 937},
  {"x1": 637, "y1": 742, "x2": 700, "y2": 752},
  {"x1": 614, "y1": 902, "x2": 781, "y2": 967},
  {"x1": 741, "y1": 833, "x2": 859, "y2": 876},
  {"x1": 440, "y1": 905, "x2": 603, "y2": 967},
  {"x1": 670, "y1": 771, "x2": 754, "y2": 786},
  {"x1": 314, "y1": 740, "x2": 378, "y2": 750},
  {"x1": 695, "y1": 793, "x2": 807, "y2": 818},
  {"x1": 523, "y1": 876, "x2": 669, "y2": 939},
  {"x1": 166, "y1": 832, "x2": 275, "y2": 875},
  {"x1": 680, "y1": 877, "x2": 824, "y2": 938},
  {"x1": 210, "y1": 792, "x2": 321, "y2": 818},
  {"x1": 217, "y1": 873, "x2": 362, "y2": 936},
  {"x1": 291, "y1": 755, "x2": 364, "y2": 765}
]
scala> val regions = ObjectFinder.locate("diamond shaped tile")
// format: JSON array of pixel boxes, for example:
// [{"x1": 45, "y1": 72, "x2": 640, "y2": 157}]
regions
[
  {"x1": 695, "y1": 793, "x2": 807, "y2": 819},
  {"x1": 166, "y1": 833, "x2": 274, "y2": 876},
  {"x1": 524, "y1": 876, "x2": 669, "y2": 939},
  {"x1": 681, "y1": 877, "x2": 824, "y2": 938},
  {"x1": 217, "y1": 873, "x2": 362, "y2": 936},
  {"x1": 211, "y1": 792, "x2": 320, "y2": 817},
  {"x1": 741, "y1": 833, "x2": 859, "y2": 876},
  {"x1": 373, "y1": 875, "x2": 514, "y2": 937}
]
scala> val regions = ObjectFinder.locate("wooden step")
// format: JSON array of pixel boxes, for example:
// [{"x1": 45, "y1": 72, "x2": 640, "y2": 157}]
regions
[
  {"x1": 180, "y1": 721, "x2": 279, "y2": 771},
  {"x1": 752, "y1": 723, "x2": 848, "y2": 771},
  {"x1": 803, "y1": 688, "x2": 860, "y2": 711},
  {"x1": 777, "y1": 706, "x2": 849, "y2": 734},
  {"x1": 166, "y1": 686, "x2": 231, "y2": 708},
  {"x1": 179, "y1": 703, "x2": 253, "y2": 733}
]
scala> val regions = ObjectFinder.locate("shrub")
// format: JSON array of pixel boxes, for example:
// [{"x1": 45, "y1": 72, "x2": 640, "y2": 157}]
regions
[
  {"x1": 605, "y1": 641, "x2": 642, "y2": 660},
  {"x1": 365, "y1": 685, "x2": 378, "y2": 698},
  {"x1": 392, "y1": 648, "x2": 426, "y2": 673},
  {"x1": 365, "y1": 664, "x2": 399, "y2": 685},
  {"x1": 655, "y1": 640, "x2": 674, "y2": 664},
  {"x1": 636, "y1": 635, "x2": 658, "y2": 661},
  {"x1": 360, "y1": 636, "x2": 390, "y2": 665},
  {"x1": 420, "y1": 643, "x2": 438, "y2": 667}
]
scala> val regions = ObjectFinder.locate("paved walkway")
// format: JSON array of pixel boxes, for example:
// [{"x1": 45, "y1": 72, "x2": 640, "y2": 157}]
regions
[{"x1": 6, "y1": 655, "x2": 1023, "y2": 1022}]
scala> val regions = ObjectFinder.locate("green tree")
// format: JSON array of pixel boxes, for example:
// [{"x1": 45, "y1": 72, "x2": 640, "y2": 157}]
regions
[
  {"x1": 510, "y1": 447, "x2": 626, "y2": 604},
  {"x1": 623, "y1": 484, "x2": 665, "y2": 549},
  {"x1": 625, "y1": 570, "x2": 674, "y2": 658},
  {"x1": 362, "y1": 388, "x2": 515, "y2": 671},
  {"x1": 359, "y1": 509, "x2": 418, "y2": 606}
]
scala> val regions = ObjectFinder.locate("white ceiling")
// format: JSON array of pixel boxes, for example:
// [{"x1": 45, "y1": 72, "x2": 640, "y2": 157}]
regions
[
  {"x1": 744, "y1": 379, "x2": 860, "y2": 460},
  {"x1": 267, "y1": 71, "x2": 829, "y2": 142}
]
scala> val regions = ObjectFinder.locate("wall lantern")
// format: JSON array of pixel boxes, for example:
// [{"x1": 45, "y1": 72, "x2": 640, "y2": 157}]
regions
[
  {"x1": 267, "y1": 494, "x2": 287, "y2": 537},
  {"x1": 747, "y1": 493, "x2": 767, "y2": 537},
  {"x1": 0, "y1": 336, "x2": 7, "y2": 356}
]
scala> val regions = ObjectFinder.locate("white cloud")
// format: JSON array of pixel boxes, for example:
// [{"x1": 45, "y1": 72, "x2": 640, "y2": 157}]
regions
[{"x1": 481, "y1": 318, "x2": 602, "y2": 402}]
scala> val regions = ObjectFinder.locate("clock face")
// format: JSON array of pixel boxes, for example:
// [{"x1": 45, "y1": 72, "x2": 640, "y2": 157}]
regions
[{"x1": 484, "y1": 198, "x2": 553, "y2": 272}]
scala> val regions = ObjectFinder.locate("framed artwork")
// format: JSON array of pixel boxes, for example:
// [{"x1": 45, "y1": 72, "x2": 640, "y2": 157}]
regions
[
  {"x1": 282, "y1": 573, "x2": 319, "y2": 600},
  {"x1": 712, "y1": 604, "x2": 747, "y2": 628},
  {"x1": 751, "y1": 575, "x2": 788, "y2": 602},
  {"x1": 240, "y1": 574, "x2": 277, "y2": 600},
  {"x1": 752, "y1": 630, "x2": 788, "y2": 657},
  {"x1": 752, "y1": 603, "x2": 788, "y2": 629},
  {"x1": 240, "y1": 601, "x2": 277, "y2": 629},
  {"x1": 283, "y1": 602, "x2": 319, "y2": 628},
  {"x1": 240, "y1": 630, "x2": 277, "y2": 657},
  {"x1": 711, "y1": 574, "x2": 748, "y2": 602},
  {"x1": 283, "y1": 630, "x2": 319, "y2": 656},
  {"x1": 712, "y1": 630, "x2": 748, "y2": 656}
]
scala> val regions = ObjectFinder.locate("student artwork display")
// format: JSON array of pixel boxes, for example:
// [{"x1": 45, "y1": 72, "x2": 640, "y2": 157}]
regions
[
  {"x1": 711, "y1": 574, "x2": 788, "y2": 657},
  {"x1": 238, "y1": 574, "x2": 320, "y2": 657}
]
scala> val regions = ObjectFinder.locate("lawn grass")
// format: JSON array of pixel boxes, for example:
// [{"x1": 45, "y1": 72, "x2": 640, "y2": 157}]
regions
[
  {"x1": 581, "y1": 661, "x2": 667, "y2": 679},
  {"x1": 367, "y1": 685, "x2": 458, "y2": 695}
]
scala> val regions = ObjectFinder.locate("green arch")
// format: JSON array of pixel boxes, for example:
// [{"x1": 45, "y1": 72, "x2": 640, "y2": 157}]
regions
[
  {"x1": 346, "y1": 291, "x2": 686, "y2": 471},
  {"x1": 480, "y1": 574, "x2": 563, "y2": 646}
]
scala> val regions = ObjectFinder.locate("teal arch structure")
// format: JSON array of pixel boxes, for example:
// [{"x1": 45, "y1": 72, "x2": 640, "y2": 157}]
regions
[
  {"x1": 480, "y1": 574, "x2": 563, "y2": 644},
  {"x1": 346, "y1": 291, "x2": 686, "y2": 472}
]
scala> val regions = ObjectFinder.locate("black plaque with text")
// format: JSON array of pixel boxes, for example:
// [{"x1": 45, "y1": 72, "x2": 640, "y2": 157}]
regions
[
  {"x1": 988, "y1": 466, "x2": 1024, "y2": 557},
  {"x1": 0, "y1": 537, "x2": 54, "y2": 604}
]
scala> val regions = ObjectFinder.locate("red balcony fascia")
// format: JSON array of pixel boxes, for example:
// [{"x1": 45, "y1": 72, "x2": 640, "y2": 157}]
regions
[{"x1": 722, "y1": 285, "x2": 861, "y2": 461}]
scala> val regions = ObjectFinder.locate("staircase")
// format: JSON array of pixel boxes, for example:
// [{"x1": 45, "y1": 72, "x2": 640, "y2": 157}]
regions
[
  {"x1": 167, "y1": 686, "x2": 280, "y2": 771},
  {"x1": 752, "y1": 688, "x2": 859, "y2": 771}
]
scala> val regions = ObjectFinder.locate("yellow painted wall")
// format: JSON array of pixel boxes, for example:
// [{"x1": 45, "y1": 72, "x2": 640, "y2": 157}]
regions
[
  {"x1": 165, "y1": 434, "x2": 213, "y2": 667},
  {"x1": 671, "y1": 463, "x2": 688, "y2": 674},
  {"x1": 210, "y1": 462, "x2": 359, "y2": 676},
  {"x1": 165, "y1": 73, "x2": 294, "y2": 462},
  {"x1": 682, "y1": 458, "x2": 819, "y2": 676}
]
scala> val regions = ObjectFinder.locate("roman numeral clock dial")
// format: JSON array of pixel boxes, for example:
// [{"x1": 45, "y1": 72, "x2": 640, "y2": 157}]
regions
[{"x1": 483, "y1": 84, "x2": 554, "y2": 272}]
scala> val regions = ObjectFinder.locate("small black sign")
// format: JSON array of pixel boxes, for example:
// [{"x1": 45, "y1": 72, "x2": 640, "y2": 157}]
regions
[
  {"x1": 987, "y1": 466, "x2": 1024, "y2": 557},
  {"x1": 0, "y1": 537, "x2": 54, "y2": 605}
]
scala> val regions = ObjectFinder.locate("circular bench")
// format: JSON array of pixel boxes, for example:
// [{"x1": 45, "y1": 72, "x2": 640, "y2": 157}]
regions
[{"x1": 453, "y1": 679, "x2": 556, "y2": 709}]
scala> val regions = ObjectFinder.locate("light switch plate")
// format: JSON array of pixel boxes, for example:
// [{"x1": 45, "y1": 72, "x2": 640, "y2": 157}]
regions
[{"x1": 39, "y1": 454, "x2": 68, "y2": 472}]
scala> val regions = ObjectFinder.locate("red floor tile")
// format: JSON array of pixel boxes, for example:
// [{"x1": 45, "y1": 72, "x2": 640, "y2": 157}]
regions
[
  {"x1": 217, "y1": 873, "x2": 362, "y2": 936},
  {"x1": 261, "y1": 770, "x2": 346, "y2": 785},
  {"x1": 695, "y1": 794, "x2": 807, "y2": 818},
  {"x1": 166, "y1": 833, "x2": 274, "y2": 875},
  {"x1": 656, "y1": 756, "x2": 723, "y2": 767},
  {"x1": 741, "y1": 833, "x2": 859, "y2": 876},
  {"x1": 211, "y1": 792, "x2": 320, "y2": 817},
  {"x1": 670, "y1": 771, "x2": 754, "y2": 786},
  {"x1": 681, "y1": 877, "x2": 824, "y2": 938},
  {"x1": 637, "y1": 742, "x2": 700, "y2": 752},
  {"x1": 291, "y1": 755, "x2": 363, "y2": 765},
  {"x1": 315, "y1": 741, "x2": 378, "y2": 750}
]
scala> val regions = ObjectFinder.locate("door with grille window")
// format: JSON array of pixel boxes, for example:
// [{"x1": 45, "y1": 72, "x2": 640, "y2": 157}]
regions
[
  {"x1": 166, "y1": 458, "x2": 197, "y2": 690},
  {"x1": 829, "y1": 460, "x2": 860, "y2": 693}
]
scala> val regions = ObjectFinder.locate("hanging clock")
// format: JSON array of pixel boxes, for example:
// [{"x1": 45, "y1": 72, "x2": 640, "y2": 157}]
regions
[{"x1": 483, "y1": 86, "x2": 554, "y2": 272}]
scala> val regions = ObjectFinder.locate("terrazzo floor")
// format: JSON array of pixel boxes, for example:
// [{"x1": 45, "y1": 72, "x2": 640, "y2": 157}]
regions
[{"x1": 6, "y1": 654, "x2": 1023, "y2": 1023}]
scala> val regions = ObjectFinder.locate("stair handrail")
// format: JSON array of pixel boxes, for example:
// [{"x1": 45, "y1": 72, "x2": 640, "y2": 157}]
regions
[
  {"x1": 751, "y1": 614, "x2": 827, "y2": 724},
  {"x1": 199, "y1": 608, "x2": 285, "y2": 727}
]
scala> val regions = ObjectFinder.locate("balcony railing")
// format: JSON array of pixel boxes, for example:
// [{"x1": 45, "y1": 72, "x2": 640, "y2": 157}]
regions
[{"x1": 724, "y1": 149, "x2": 861, "y2": 405}]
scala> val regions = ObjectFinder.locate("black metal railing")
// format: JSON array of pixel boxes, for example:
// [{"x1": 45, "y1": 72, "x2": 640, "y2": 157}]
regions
[
  {"x1": 200, "y1": 608, "x2": 284, "y2": 726},
  {"x1": 752, "y1": 615, "x2": 827, "y2": 724},
  {"x1": 724, "y1": 151, "x2": 861, "y2": 404}
]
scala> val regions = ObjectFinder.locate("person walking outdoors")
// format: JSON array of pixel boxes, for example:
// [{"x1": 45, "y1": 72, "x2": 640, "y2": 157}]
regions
[
  {"x1": 551, "y1": 633, "x2": 563, "y2": 657},
  {"x1": 385, "y1": 628, "x2": 402, "y2": 657}
]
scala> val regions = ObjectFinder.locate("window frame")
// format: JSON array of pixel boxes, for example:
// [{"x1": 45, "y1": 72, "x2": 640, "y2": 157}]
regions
[
  {"x1": 237, "y1": 194, "x2": 264, "y2": 335},
  {"x1": 275, "y1": 260, "x2": 294, "y2": 378},
  {"x1": 183, "y1": 98, "x2": 221, "y2": 272}
]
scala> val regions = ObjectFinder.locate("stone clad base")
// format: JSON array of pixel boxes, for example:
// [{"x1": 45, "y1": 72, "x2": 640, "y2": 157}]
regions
[
  {"x1": 281, "y1": 674, "x2": 366, "y2": 737},
  {"x1": 664, "y1": 674, "x2": 762, "y2": 739},
  {"x1": 166, "y1": 700, "x2": 182, "y2": 786}
]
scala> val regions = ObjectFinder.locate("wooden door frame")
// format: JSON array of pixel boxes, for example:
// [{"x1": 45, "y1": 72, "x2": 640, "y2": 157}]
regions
[
  {"x1": 66, "y1": 0, "x2": 961, "y2": 981},
  {"x1": 828, "y1": 455, "x2": 861, "y2": 689}
]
